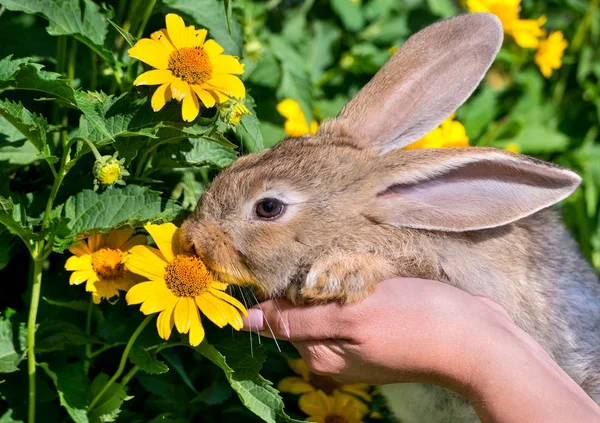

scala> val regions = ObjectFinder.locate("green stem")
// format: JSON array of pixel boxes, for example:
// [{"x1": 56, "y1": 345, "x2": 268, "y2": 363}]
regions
[
  {"x1": 27, "y1": 255, "x2": 44, "y2": 423},
  {"x1": 41, "y1": 147, "x2": 69, "y2": 231},
  {"x1": 67, "y1": 40, "x2": 78, "y2": 84},
  {"x1": 119, "y1": 365, "x2": 140, "y2": 386},
  {"x1": 87, "y1": 316, "x2": 153, "y2": 412},
  {"x1": 77, "y1": 137, "x2": 103, "y2": 161},
  {"x1": 134, "y1": 0, "x2": 156, "y2": 40},
  {"x1": 89, "y1": 342, "x2": 126, "y2": 359},
  {"x1": 84, "y1": 297, "x2": 93, "y2": 374},
  {"x1": 90, "y1": 51, "x2": 98, "y2": 92}
]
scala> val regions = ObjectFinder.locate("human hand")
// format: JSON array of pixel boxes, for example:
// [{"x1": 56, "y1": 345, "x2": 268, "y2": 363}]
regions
[{"x1": 243, "y1": 278, "x2": 600, "y2": 422}]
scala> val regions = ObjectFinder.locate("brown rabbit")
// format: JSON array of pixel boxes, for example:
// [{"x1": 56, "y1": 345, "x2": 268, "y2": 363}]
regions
[{"x1": 180, "y1": 13, "x2": 600, "y2": 422}]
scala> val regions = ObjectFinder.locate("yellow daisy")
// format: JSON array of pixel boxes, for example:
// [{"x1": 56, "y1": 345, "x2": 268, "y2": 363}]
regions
[
  {"x1": 467, "y1": 0, "x2": 546, "y2": 48},
  {"x1": 299, "y1": 390, "x2": 369, "y2": 423},
  {"x1": 125, "y1": 222, "x2": 247, "y2": 347},
  {"x1": 535, "y1": 31, "x2": 568, "y2": 78},
  {"x1": 128, "y1": 13, "x2": 245, "y2": 122},
  {"x1": 276, "y1": 99, "x2": 319, "y2": 137},
  {"x1": 279, "y1": 359, "x2": 371, "y2": 402},
  {"x1": 405, "y1": 113, "x2": 469, "y2": 149},
  {"x1": 64, "y1": 228, "x2": 147, "y2": 304}
]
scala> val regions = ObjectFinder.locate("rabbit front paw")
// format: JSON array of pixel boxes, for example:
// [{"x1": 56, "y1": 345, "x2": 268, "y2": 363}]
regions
[{"x1": 300, "y1": 253, "x2": 394, "y2": 304}]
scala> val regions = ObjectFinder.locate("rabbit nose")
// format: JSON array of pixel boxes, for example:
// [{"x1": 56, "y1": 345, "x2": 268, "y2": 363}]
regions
[{"x1": 178, "y1": 219, "x2": 223, "y2": 262}]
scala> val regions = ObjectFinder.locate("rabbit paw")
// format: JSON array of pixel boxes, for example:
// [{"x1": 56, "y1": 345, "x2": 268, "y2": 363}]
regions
[{"x1": 300, "y1": 253, "x2": 394, "y2": 304}]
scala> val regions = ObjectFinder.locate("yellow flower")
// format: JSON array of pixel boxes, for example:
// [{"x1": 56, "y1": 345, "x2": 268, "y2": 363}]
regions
[
  {"x1": 128, "y1": 13, "x2": 245, "y2": 122},
  {"x1": 504, "y1": 142, "x2": 520, "y2": 153},
  {"x1": 278, "y1": 359, "x2": 372, "y2": 402},
  {"x1": 467, "y1": 0, "x2": 545, "y2": 48},
  {"x1": 65, "y1": 228, "x2": 147, "y2": 304},
  {"x1": 535, "y1": 31, "x2": 568, "y2": 78},
  {"x1": 299, "y1": 390, "x2": 369, "y2": 423},
  {"x1": 227, "y1": 102, "x2": 251, "y2": 125},
  {"x1": 125, "y1": 222, "x2": 248, "y2": 346},
  {"x1": 276, "y1": 99, "x2": 318, "y2": 137},
  {"x1": 405, "y1": 113, "x2": 469, "y2": 149}
]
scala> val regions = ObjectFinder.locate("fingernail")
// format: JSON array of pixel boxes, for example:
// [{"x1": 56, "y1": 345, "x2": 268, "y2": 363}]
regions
[{"x1": 242, "y1": 308, "x2": 264, "y2": 331}]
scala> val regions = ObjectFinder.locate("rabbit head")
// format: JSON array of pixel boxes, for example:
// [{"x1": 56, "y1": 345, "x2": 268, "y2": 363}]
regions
[{"x1": 179, "y1": 13, "x2": 581, "y2": 302}]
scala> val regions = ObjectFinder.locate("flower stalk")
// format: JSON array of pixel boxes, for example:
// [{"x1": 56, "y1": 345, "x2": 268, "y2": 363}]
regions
[{"x1": 27, "y1": 255, "x2": 44, "y2": 423}]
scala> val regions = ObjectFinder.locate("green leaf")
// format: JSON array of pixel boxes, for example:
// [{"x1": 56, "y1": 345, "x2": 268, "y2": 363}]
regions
[
  {"x1": 163, "y1": 0, "x2": 243, "y2": 56},
  {"x1": 0, "y1": 55, "x2": 30, "y2": 87},
  {"x1": 155, "y1": 138, "x2": 238, "y2": 169},
  {"x1": 0, "y1": 410, "x2": 24, "y2": 423},
  {"x1": 108, "y1": 19, "x2": 136, "y2": 48},
  {"x1": 236, "y1": 96, "x2": 264, "y2": 153},
  {"x1": 89, "y1": 373, "x2": 130, "y2": 423},
  {"x1": 501, "y1": 122, "x2": 570, "y2": 154},
  {"x1": 0, "y1": 317, "x2": 26, "y2": 374},
  {"x1": 0, "y1": 0, "x2": 111, "y2": 60},
  {"x1": 128, "y1": 345, "x2": 169, "y2": 375},
  {"x1": 195, "y1": 340, "x2": 300, "y2": 423},
  {"x1": 55, "y1": 185, "x2": 182, "y2": 249},
  {"x1": 0, "y1": 141, "x2": 39, "y2": 166},
  {"x1": 330, "y1": 0, "x2": 365, "y2": 32},
  {"x1": 0, "y1": 229, "x2": 17, "y2": 271},
  {"x1": 307, "y1": 21, "x2": 342, "y2": 84},
  {"x1": 7, "y1": 62, "x2": 76, "y2": 104},
  {"x1": 426, "y1": 0, "x2": 459, "y2": 18},
  {"x1": 42, "y1": 297, "x2": 90, "y2": 312},
  {"x1": 38, "y1": 362, "x2": 89, "y2": 423},
  {"x1": 0, "y1": 196, "x2": 34, "y2": 245},
  {"x1": 458, "y1": 86, "x2": 498, "y2": 141},
  {"x1": 0, "y1": 99, "x2": 50, "y2": 152},
  {"x1": 36, "y1": 320, "x2": 101, "y2": 353}
]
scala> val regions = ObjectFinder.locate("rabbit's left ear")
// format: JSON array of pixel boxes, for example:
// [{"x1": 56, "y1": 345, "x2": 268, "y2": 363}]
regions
[
  {"x1": 364, "y1": 149, "x2": 581, "y2": 232},
  {"x1": 319, "y1": 13, "x2": 503, "y2": 153}
]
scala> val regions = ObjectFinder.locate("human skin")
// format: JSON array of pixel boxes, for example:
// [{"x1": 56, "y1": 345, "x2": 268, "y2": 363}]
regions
[{"x1": 242, "y1": 278, "x2": 600, "y2": 423}]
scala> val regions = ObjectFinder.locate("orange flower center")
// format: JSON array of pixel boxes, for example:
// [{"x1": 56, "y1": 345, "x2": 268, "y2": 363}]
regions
[
  {"x1": 91, "y1": 248, "x2": 125, "y2": 280},
  {"x1": 168, "y1": 47, "x2": 213, "y2": 85},
  {"x1": 309, "y1": 374, "x2": 342, "y2": 394},
  {"x1": 165, "y1": 254, "x2": 214, "y2": 297},
  {"x1": 325, "y1": 416, "x2": 347, "y2": 423}
]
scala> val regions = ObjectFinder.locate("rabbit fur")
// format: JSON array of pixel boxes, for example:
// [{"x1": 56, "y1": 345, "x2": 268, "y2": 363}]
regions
[{"x1": 180, "y1": 13, "x2": 600, "y2": 422}]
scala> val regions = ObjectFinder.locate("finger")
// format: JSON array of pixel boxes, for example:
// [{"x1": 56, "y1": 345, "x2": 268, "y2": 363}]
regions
[{"x1": 241, "y1": 298, "x2": 350, "y2": 341}]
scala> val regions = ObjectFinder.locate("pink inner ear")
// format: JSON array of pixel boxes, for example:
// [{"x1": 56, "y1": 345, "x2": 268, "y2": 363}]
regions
[{"x1": 377, "y1": 160, "x2": 578, "y2": 231}]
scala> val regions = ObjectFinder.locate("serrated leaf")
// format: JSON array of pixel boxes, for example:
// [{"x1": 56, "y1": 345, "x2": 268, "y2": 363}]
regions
[
  {"x1": 55, "y1": 185, "x2": 182, "y2": 248},
  {"x1": 89, "y1": 373, "x2": 130, "y2": 423},
  {"x1": 195, "y1": 339, "x2": 301, "y2": 423},
  {"x1": 0, "y1": 141, "x2": 39, "y2": 166},
  {"x1": 0, "y1": 410, "x2": 24, "y2": 423},
  {"x1": 36, "y1": 320, "x2": 101, "y2": 353},
  {"x1": 308, "y1": 21, "x2": 342, "y2": 84},
  {"x1": 0, "y1": 55, "x2": 30, "y2": 87},
  {"x1": 0, "y1": 0, "x2": 112, "y2": 63},
  {"x1": 0, "y1": 229, "x2": 17, "y2": 271},
  {"x1": 238, "y1": 114, "x2": 264, "y2": 153},
  {"x1": 128, "y1": 345, "x2": 169, "y2": 375},
  {"x1": 38, "y1": 362, "x2": 89, "y2": 423},
  {"x1": 163, "y1": 0, "x2": 243, "y2": 56},
  {"x1": 108, "y1": 19, "x2": 136, "y2": 47},
  {"x1": 155, "y1": 138, "x2": 238, "y2": 169},
  {"x1": 0, "y1": 99, "x2": 49, "y2": 152},
  {"x1": 0, "y1": 317, "x2": 26, "y2": 373},
  {"x1": 8, "y1": 62, "x2": 76, "y2": 105},
  {"x1": 0, "y1": 196, "x2": 34, "y2": 244}
]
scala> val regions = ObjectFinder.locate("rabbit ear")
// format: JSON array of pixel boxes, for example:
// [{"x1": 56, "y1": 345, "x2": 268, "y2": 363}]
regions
[
  {"x1": 319, "y1": 13, "x2": 503, "y2": 153},
  {"x1": 366, "y1": 149, "x2": 581, "y2": 231}
]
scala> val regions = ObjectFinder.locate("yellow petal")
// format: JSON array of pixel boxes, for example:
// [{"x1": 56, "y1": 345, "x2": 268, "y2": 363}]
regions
[
  {"x1": 195, "y1": 294, "x2": 228, "y2": 327},
  {"x1": 85, "y1": 273, "x2": 99, "y2": 293},
  {"x1": 126, "y1": 280, "x2": 168, "y2": 304},
  {"x1": 182, "y1": 92, "x2": 200, "y2": 122},
  {"x1": 191, "y1": 86, "x2": 215, "y2": 108},
  {"x1": 157, "y1": 301, "x2": 176, "y2": 340},
  {"x1": 174, "y1": 297, "x2": 192, "y2": 334},
  {"x1": 151, "y1": 82, "x2": 172, "y2": 112},
  {"x1": 211, "y1": 55, "x2": 244, "y2": 75},
  {"x1": 151, "y1": 29, "x2": 175, "y2": 54},
  {"x1": 203, "y1": 39, "x2": 224, "y2": 57},
  {"x1": 208, "y1": 281, "x2": 229, "y2": 291},
  {"x1": 143, "y1": 222, "x2": 181, "y2": 262},
  {"x1": 277, "y1": 377, "x2": 315, "y2": 394},
  {"x1": 209, "y1": 289, "x2": 248, "y2": 316},
  {"x1": 276, "y1": 98, "x2": 304, "y2": 121},
  {"x1": 171, "y1": 78, "x2": 190, "y2": 101},
  {"x1": 165, "y1": 13, "x2": 189, "y2": 49},
  {"x1": 68, "y1": 242, "x2": 91, "y2": 256},
  {"x1": 65, "y1": 255, "x2": 92, "y2": 271},
  {"x1": 92, "y1": 292, "x2": 101, "y2": 304},
  {"x1": 121, "y1": 234, "x2": 148, "y2": 252},
  {"x1": 299, "y1": 391, "x2": 330, "y2": 417},
  {"x1": 202, "y1": 294, "x2": 243, "y2": 330},
  {"x1": 94, "y1": 279, "x2": 119, "y2": 302},
  {"x1": 112, "y1": 276, "x2": 138, "y2": 292},
  {"x1": 207, "y1": 88, "x2": 229, "y2": 104},
  {"x1": 69, "y1": 270, "x2": 93, "y2": 286},
  {"x1": 125, "y1": 245, "x2": 167, "y2": 280},
  {"x1": 134, "y1": 69, "x2": 175, "y2": 86},
  {"x1": 188, "y1": 303, "x2": 205, "y2": 346},
  {"x1": 87, "y1": 234, "x2": 103, "y2": 252},
  {"x1": 287, "y1": 358, "x2": 311, "y2": 380},
  {"x1": 190, "y1": 29, "x2": 208, "y2": 47},
  {"x1": 103, "y1": 227, "x2": 135, "y2": 249},
  {"x1": 140, "y1": 291, "x2": 173, "y2": 314},
  {"x1": 128, "y1": 38, "x2": 170, "y2": 70},
  {"x1": 341, "y1": 384, "x2": 372, "y2": 402},
  {"x1": 206, "y1": 74, "x2": 245, "y2": 99}
]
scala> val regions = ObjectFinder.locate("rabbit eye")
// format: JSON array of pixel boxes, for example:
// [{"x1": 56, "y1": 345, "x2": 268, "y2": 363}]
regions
[{"x1": 255, "y1": 198, "x2": 285, "y2": 219}]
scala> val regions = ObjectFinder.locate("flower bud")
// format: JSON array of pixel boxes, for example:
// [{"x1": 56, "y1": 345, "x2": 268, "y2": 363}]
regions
[
  {"x1": 220, "y1": 100, "x2": 252, "y2": 125},
  {"x1": 93, "y1": 154, "x2": 129, "y2": 190}
]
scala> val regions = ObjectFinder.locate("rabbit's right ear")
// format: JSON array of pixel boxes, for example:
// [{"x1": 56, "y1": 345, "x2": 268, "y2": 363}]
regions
[{"x1": 319, "y1": 13, "x2": 503, "y2": 153}]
